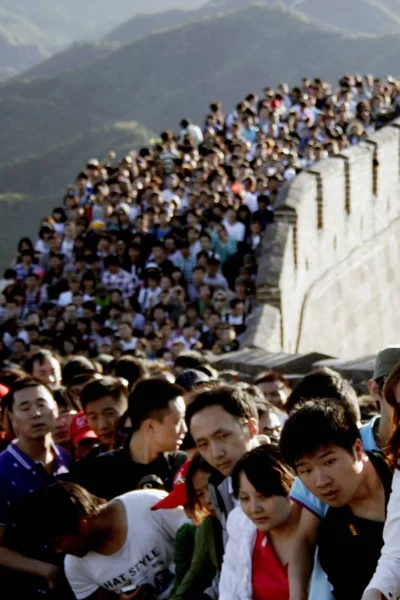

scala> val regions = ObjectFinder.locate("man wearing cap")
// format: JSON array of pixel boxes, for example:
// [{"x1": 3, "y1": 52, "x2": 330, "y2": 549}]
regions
[
  {"x1": 288, "y1": 345, "x2": 400, "y2": 600},
  {"x1": 70, "y1": 412, "x2": 99, "y2": 462}
]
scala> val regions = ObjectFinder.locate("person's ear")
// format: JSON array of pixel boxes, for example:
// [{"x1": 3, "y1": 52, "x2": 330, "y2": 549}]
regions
[
  {"x1": 248, "y1": 417, "x2": 259, "y2": 438},
  {"x1": 354, "y1": 438, "x2": 364, "y2": 461},
  {"x1": 368, "y1": 379, "x2": 381, "y2": 402},
  {"x1": 143, "y1": 417, "x2": 156, "y2": 435}
]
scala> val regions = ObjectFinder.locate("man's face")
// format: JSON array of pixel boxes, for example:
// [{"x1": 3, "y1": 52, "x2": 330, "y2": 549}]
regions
[
  {"x1": 118, "y1": 323, "x2": 132, "y2": 340},
  {"x1": 32, "y1": 356, "x2": 62, "y2": 390},
  {"x1": 295, "y1": 442, "x2": 364, "y2": 507},
  {"x1": 207, "y1": 264, "x2": 218, "y2": 277},
  {"x1": 153, "y1": 247, "x2": 164, "y2": 262},
  {"x1": 258, "y1": 410, "x2": 282, "y2": 441},
  {"x1": 232, "y1": 302, "x2": 244, "y2": 316},
  {"x1": 190, "y1": 405, "x2": 256, "y2": 477},
  {"x1": 26, "y1": 276, "x2": 37, "y2": 290},
  {"x1": 86, "y1": 395, "x2": 127, "y2": 449},
  {"x1": 226, "y1": 210, "x2": 236, "y2": 224},
  {"x1": 11, "y1": 385, "x2": 57, "y2": 440},
  {"x1": 193, "y1": 269, "x2": 205, "y2": 286},
  {"x1": 54, "y1": 407, "x2": 77, "y2": 446},
  {"x1": 152, "y1": 397, "x2": 187, "y2": 453},
  {"x1": 183, "y1": 326, "x2": 195, "y2": 341},
  {"x1": 257, "y1": 380, "x2": 289, "y2": 409},
  {"x1": 200, "y1": 237, "x2": 211, "y2": 252}
]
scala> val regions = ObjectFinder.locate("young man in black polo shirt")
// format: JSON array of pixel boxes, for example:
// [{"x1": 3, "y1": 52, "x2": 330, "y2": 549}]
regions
[
  {"x1": 71, "y1": 378, "x2": 187, "y2": 499},
  {"x1": 280, "y1": 399, "x2": 392, "y2": 600}
]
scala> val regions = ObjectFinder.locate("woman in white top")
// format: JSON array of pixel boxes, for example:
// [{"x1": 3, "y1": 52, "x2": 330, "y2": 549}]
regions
[
  {"x1": 219, "y1": 444, "x2": 299, "y2": 600},
  {"x1": 362, "y1": 363, "x2": 400, "y2": 600}
]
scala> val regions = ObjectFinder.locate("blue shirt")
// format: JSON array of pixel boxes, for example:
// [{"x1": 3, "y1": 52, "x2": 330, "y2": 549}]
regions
[
  {"x1": 0, "y1": 440, "x2": 71, "y2": 529},
  {"x1": 0, "y1": 440, "x2": 71, "y2": 596}
]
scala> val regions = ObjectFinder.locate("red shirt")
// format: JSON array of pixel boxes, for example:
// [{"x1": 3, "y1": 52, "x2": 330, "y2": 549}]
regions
[{"x1": 252, "y1": 530, "x2": 289, "y2": 600}]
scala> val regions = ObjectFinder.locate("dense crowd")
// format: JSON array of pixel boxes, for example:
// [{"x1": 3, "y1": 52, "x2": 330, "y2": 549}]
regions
[
  {"x1": 1, "y1": 343, "x2": 400, "y2": 600},
  {"x1": 0, "y1": 74, "x2": 400, "y2": 600},
  {"x1": 0, "y1": 73, "x2": 398, "y2": 365}
]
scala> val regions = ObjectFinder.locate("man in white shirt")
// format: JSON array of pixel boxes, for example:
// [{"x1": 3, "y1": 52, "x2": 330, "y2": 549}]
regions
[
  {"x1": 222, "y1": 208, "x2": 246, "y2": 242},
  {"x1": 58, "y1": 275, "x2": 81, "y2": 307},
  {"x1": 118, "y1": 322, "x2": 137, "y2": 352},
  {"x1": 24, "y1": 482, "x2": 187, "y2": 600},
  {"x1": 179, "y1": 119, "x2": 203, "y2": 146}
]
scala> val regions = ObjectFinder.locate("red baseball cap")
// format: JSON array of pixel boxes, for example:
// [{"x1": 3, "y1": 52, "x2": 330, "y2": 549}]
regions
[
  {"x1": 151, "y1": 460, "x2": 192, "y2": 510},
  {"x1": 70, "y1": 411, "x2": 98, "y2": 446}
]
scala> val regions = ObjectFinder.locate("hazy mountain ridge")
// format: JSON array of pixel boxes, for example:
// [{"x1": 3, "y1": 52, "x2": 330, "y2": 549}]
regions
[
  {"x1": 0, "y1": 0, "x2": 206, "y2": 77},
  {"x1": 105, "y1": 0, "x2": 400, "y2": 43},
  {"x1": 2, "y1": 2, "x2": 400, "y2": 199}
]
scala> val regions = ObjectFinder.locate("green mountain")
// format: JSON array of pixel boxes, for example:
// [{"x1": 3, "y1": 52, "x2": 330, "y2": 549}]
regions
[
  {"x1": 3, "y1": 3, "x2": 400, "y2": 197},
  {"x1": 0, "y1": 121, "x2": 154, "y2": 196},
  {"x1": 22, "y1": 42, "x2": 119, "y2": 80},
  {"x1": 0, "y1": 5, "x2": 317, "y2": 165}
]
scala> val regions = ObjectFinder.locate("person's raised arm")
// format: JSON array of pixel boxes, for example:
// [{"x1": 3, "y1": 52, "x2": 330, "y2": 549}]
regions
[{"x1": 288, "y1": 506, "x2": 320, "y2": 600}]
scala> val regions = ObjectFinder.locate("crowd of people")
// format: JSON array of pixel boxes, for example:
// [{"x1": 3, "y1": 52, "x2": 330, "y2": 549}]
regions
[
  {"x1": 0, "y1": 74, "x2": 398, "y2": 364},
  {"x1": 1, "y1": 344, "x2": 400, "y2": 600},
  {"x1": 0, "y1": 73, "x2": 400, "y2": 600}
]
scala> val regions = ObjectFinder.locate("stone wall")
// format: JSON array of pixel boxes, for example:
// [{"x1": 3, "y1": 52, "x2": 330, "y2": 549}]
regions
[{"x1": 246, "y1": 120, "x2": 400, "y2": 359}]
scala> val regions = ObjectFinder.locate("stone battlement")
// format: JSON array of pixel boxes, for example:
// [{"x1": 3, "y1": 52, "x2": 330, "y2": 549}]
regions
[{"x1": 245, "y1": 119, "x2": 400, "y2": 359}]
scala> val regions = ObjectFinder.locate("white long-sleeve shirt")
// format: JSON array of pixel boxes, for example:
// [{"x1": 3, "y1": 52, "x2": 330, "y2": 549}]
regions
[{"x1": 364, "y1": 468, "x2": 400, "y2": 599}]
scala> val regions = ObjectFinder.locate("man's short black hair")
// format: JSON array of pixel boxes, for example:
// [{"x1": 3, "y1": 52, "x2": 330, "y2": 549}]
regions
[
  {"x1": 24, "y1": 349, "x2": 59, "y2": 375},
  {"x1": 186, "y1": 384, "x2": 257, "y2": 430},
  {"x1": 3, "y1": 376, "x2": 53, "y2": 413},
  {"x1": 174, "y1": 351, "x2": 207, "y2": 371},
  {"x1": 114, "y1": 356, "x2": 148, "y2": 389},
  {"x1": 279, "y1": 399, "x2": 361, "y2": 470},
  {"x1": 285, "y1": 368, "x2": 360, "y2": 422},
  {"x1": 62, "y1": 356, "x2": 97, "y2": 387},
  {"x1": 104, "y1": 255, "x2": 120, "y2": 268},
  {"x1": 81, "y1": 377, "x2": 127, "y2": 412},
  {"x1": 128, "y1": 378, "x2": 185, "y2": 432}
]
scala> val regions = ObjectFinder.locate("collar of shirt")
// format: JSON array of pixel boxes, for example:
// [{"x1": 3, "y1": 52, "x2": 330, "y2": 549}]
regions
[
  {"x1": 227, "y1": 476, "x2": 240, "y2": 507},
  {"x1": 7, "y1": 440, "x2": 70, "y2": 476}
]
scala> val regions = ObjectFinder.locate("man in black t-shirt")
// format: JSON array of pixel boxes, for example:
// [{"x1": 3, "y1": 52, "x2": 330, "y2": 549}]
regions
[
  {"x1": 69, "y1": 378, "x2": 187, "y2": 499},
  {"x1": 280, "y1": 399, "x2": 392, "y2": 600}
]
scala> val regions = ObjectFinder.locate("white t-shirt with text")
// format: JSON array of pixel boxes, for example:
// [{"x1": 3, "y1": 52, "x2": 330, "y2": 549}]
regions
[{"x1": 65, "y1": 490, "x2": 186, "y2": 600}]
